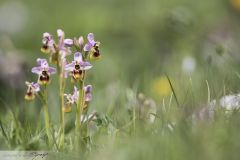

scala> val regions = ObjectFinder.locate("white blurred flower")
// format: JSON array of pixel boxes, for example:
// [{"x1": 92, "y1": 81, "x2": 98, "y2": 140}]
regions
[
  {"x1": 193, "y1": 94, "x2": 240, "y2": 123},
  {"x1": 208, "y1": 94, "x2": 240, "y2": 112},
  {"x1": 219, "y1": 94, "x2": 240, "y2": 110},
  {"x1": 181, "y1": 56, "x2": 196, "y2": 73}
]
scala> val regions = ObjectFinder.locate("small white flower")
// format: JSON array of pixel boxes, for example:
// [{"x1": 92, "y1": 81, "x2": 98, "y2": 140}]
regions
[{"x1": 181, "y1": 56, "x2": 196, "y2": 73}]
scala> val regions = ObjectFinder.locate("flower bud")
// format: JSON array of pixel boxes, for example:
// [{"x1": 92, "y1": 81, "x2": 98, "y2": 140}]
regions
[{"x1": 78, "y1": 36, "x2": 84, "y2": 46}]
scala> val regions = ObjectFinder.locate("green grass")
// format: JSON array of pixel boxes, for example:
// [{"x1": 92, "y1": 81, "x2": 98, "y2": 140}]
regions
[{"x1": 1, "y1": 80, "x2": 240, "y2": 160}]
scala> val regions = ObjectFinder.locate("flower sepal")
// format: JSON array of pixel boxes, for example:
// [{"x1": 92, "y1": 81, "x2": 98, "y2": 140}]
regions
[{"x1": 73, "y1": 36, "x2": 84, "y2": 51}]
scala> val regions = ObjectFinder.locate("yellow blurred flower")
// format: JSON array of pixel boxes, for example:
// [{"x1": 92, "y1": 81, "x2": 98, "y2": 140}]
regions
[
  {"x1": 151, "y1": 76, "x2": 171, "y2": 97},
  {"x1": 231, "y1": 0, "x2": 240, "y2": 10}
]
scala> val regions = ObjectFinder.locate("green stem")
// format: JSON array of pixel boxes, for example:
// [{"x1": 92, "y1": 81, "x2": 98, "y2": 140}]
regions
[
  {"x1": 56, "y1": 52, "x2": 63, "y2": 127},
  {"x1": 59, "y1": 72, "x2": 65, "y2": 149},
  {"x1": 133, "y1": 105, "x2": 136, "y2": 136},
  {"x1": 42, "y1": 85, "x2": 51, "y2": 144},
  {"x1": 75, "y1": 79, "x2": 85, "y2": 147},
  {"x1": 58, "y1": 56, "x2": 65, "y2": 149},
  {"x1": 74, "y1": 48, "x2": 87, "y2": 149}
]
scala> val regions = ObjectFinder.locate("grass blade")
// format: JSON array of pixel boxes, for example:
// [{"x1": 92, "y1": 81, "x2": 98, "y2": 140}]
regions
[{"x1": 165, "y1": 74, "x2": 180, "y2": 107}]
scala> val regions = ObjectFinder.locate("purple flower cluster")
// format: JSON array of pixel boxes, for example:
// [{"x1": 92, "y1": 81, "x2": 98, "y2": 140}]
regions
[
  {"x1": 25, "y1": 29, "x2": 101, "y2": 113},
  {"x1": 23, "y1": 29, "x2": 103, "y2": 148}
]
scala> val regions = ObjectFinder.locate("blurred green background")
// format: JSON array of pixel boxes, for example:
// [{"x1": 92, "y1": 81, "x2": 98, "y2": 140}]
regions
[
  {"x1": 1, "y1": 0, "x2": 240, "y2": 101},
  {"x1": 1, "y1": 0, "x2": 240, "y2": 159}
]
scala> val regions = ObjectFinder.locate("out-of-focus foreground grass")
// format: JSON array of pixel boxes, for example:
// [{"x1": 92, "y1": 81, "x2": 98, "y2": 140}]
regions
[{"x1": 1, "y1": 0, "x2": 240, "y2": 159}]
